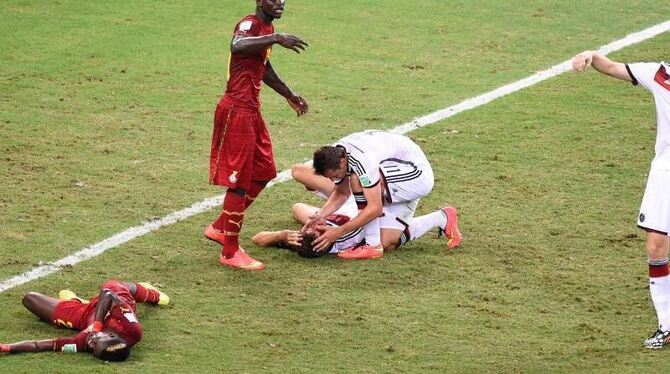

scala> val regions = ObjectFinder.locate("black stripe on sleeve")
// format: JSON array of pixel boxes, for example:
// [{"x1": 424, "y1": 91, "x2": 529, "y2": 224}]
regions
[{"x1": 625, "y1": 64, "x2": 638, "y2": 86}]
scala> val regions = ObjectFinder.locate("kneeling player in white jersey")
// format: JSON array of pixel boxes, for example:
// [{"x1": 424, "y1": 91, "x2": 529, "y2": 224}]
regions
[
  {"x1": 252, "y1": 164, "x2": 461, "y2": 258},
  {"x1": 573, "y1": 51, "x2": 670, "y2": 348},
  {"x1": 303, "y1": 130, "x2": 462, "y2": 259}
]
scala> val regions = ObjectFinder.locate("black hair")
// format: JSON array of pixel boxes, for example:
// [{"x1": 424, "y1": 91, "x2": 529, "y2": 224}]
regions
[
  {"x1": 96, "y1": 336, "x2": 130, "y2": 362},
  {"x1": 298, "y1": 231, "x2": 331, "y2": 258},
  {"x1": 313, "y1": 146, "x2": 345, "y2": 176}
]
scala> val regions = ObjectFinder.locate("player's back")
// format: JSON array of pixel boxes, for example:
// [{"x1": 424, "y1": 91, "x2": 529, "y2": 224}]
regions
[{"x1": 337, "y1": 130, "x2": 424, "y2": 163}]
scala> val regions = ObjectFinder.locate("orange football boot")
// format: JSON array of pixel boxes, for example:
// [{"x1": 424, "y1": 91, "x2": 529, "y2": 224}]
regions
[
  {"x1": 219, "y1": 248, "x2": 265, "y2": 270},
  {"x1": 441, "y1": 206, "x2": 462, "y2": 249},
  {"x1": 337, "y1": 243, "x2": 384, "y2": 260}
]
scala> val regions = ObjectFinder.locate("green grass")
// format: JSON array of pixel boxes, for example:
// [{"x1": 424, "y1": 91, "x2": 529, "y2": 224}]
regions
[{"x1": 1, "y1": 0, "x2": 670, "y2": 372}]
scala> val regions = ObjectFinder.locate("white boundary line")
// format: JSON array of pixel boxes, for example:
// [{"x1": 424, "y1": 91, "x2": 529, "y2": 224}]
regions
[{"x1": 2, "y1": 20, "x2": 670, "y2": 293}]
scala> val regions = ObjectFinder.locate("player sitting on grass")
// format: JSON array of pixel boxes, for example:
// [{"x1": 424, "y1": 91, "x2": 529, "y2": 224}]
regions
[
  {"x1": 0, "y1": 280, "x2": 168, "y2": 361},
  {"x1": 251, "y1": 163, "x2": 462, "y2": 258}
]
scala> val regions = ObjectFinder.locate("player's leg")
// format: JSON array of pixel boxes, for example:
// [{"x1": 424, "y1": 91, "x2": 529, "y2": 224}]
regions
[
  {"x1": 379, "y1": 159, "x2": 461, "y2": 247},
  {"x1": 640, "y1": 166, "x2": 670, "y2": 348},
  {"x1": 21, "y1": 292, "x2": 60, "y2": 321},
  {"x1": 207, "y1": 106, "x2": 265, "y2": 270},
  {"x1": 291, "y1": 164, "x2": 335, "y2": 198},
  {"x1": 292, "y1": 203, "x2": 320, "y2": 225},
  {"x1": 122, "y1": 282, "x2": 170, "y2": 306},
  {"x1": 644, "y1": 231, "x2": 670, "y2": 348}
]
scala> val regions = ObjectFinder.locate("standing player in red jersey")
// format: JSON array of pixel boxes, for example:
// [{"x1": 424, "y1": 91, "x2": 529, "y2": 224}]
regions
[
  {"x1": 205, "y1": 0, "x2": 309, "y2": 270},
  {"x1": 0, "y1": 280, "x2": 168, "y2": 361}
]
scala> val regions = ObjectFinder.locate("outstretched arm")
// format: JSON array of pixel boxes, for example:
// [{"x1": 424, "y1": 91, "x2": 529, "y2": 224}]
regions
[
  {"x1": 231, "y1": 33, "x2": 308, "y2": 55},
  {"x1": 572, "y1": 50, "x2": 632, "y2": 82},
  {"x1": 1, "y1": 339, "x2": 57, "y2": 353},
  {"x1": 263, "y1": 60, "x2": 308, "y2": 116},
  {"x1": 251, "y1": 230, "x2": 302, "y2": 248}
]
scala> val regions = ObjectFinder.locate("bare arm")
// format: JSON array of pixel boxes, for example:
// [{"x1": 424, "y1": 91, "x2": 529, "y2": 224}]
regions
[
  {"x1": 311, "y1": 179, "x2": 351, "y2": 222},
  {"x1": 92, "y1": 289, "x2": 122, "y2": 329},
  {"x1": 337, "y1": 183, "x2": 383, "y2": 236},
  {"x1": 251, "y1": 230, "x2": 302, "y2": 248},
  {"x1": 231, "y1": 33, "x2": 308, "y2": 55},
  {"x1": 572, "y1": 50, "x2": 632, "y2": 82},
  {"x1": 1, "y1": 339, "x2": 56, "y2": 353},
  {"x1": 312, "y1": 183, "x2": 382, "y2": 252},
  {"x1": 263, "y1": 60, "x2": 308, "y2": 116}
]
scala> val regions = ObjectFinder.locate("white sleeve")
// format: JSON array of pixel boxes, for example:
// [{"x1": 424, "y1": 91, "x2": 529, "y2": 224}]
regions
[
  {"x1": 626, "y1": 62, "x2": 661, "y2": 91},
  {"x1": 347, "y1": 148, "x2": 381, "y2": 188}
]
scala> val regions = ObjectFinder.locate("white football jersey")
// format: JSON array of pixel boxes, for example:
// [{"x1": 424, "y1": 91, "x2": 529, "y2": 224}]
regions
[
  {"x1": 627, "y1": 62, "x2": 670, "y2": 168},
  {"x1": 335, "y1": 130, "x2": 428, "y2": 188}
]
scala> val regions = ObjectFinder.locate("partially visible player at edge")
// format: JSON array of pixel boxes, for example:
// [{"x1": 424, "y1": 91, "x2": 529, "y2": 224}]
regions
[
  {"x1": 572, "y1": 51, "x2": 670, "y2": 348},
  {"x1": 205, "y1": 0, "x2": 309, "y2": 270},
  {"x1": 0, "y1": 280, "x2": 169, "y2": 361}
]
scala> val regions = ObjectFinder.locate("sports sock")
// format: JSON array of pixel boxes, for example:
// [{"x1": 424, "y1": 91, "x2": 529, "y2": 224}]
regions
[
  {"x1": 245, "y1": 181, "x2": 268, "y2": 209},
  {"x1": 220, "y1": 191, "x2": 246, "y2": 258},
  {"x1": 134, "y1": 283, "x2": 161, "y2": 304},
  {"x1": 649, "y1": 259, "x2": 670, "y2": 331},
  {"x1": 408, "y1": 210, "x2": 447, "y2": 240}
]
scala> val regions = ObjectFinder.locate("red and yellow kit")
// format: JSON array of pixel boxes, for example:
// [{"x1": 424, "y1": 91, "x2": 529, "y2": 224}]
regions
[{"x1": 210, "y1": 14, "x2": 277, "y2": 190}]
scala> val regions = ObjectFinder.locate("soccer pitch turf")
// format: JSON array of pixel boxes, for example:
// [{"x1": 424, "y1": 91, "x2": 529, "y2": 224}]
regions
[{"x1": 1, "y1": 0, "x2": 670, "y2": 372}]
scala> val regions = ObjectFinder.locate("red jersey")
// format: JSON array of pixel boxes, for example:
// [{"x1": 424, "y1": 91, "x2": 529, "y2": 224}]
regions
[
  {"x1": 224, "y1": 14, "x2": 274, "y2": 111},
  {"x1": 53, "y1": 331, "x2": 89, "y2": 353}
]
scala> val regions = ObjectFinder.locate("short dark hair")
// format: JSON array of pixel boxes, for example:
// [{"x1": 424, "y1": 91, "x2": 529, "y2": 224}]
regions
[
  {"x1": 313, "y1": 146, "x2": 345, "y2": 176},
  {"x1": 96, "y1": 336, "x2": 130, "y2": 362},
  {"x1": 298, "y1": 230, "x2": 331, "y2": 258}
]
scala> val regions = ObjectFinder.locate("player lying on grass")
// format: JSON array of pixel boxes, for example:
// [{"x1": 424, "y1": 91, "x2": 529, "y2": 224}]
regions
[
  {"x1": 251, "y1": 164, "x2": 461, "y2": 258},
  {"x1": 573, "y1": 51, "x2": 670, "y2": 349},
  {"x1": 0, "y1": 280, "x2": 168, "y2": 361},
  {"x1": 303, "y1": 130, "x2": 462, "y2": 259}
]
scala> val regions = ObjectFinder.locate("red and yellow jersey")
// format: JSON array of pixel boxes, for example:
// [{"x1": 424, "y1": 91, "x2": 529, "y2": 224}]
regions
[{"x1": 224, "y1": 14, "x2": 274, "y2": 111}]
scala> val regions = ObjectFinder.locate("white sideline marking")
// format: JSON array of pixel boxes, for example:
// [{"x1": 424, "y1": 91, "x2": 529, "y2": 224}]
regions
[{"x1": 2, "y1": 20, "x2": 670, "y2": 293}]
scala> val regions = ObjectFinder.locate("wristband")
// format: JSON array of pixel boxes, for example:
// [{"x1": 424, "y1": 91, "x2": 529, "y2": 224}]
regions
[{"x1": 92, "y1": 321, "x2": 103, "y2": 332}]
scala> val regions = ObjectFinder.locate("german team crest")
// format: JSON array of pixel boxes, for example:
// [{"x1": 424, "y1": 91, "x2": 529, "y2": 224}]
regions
[{"x1": 229, "y1": 171, "x2": 238, "y2": 183}]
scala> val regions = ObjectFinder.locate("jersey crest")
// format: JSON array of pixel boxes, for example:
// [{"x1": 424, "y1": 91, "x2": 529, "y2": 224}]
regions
[{"x1": 238, "y1": 20, "x2": 252, "y2": 32}]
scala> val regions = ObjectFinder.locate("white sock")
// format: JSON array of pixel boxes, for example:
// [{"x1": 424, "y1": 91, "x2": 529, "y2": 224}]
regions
[
  {"x1": 650, "y1": 275, "x2": 670, "y2": 331},
  {"x1": 364, "y1": 216, "x2": 381, "y2": 247},
  {"x1": 409, "y1": 210, "x2": 447, "y2": 240}
]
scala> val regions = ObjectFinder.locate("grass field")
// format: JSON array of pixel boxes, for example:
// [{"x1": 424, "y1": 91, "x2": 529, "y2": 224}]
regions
[{"x1": 2, "y1": 0, "x2": 670, "y2": 372}]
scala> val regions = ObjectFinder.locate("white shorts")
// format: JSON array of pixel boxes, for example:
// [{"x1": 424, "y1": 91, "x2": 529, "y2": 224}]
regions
[
  {"x1": 638, "y1": 165, "x2": 670, "y2": 235},
  {"x1": 380, "y1": 159, "x2": 434, "y2": 203},
  {"x1": 379, "y1": 202, "x2": 417, "y2": 231}
]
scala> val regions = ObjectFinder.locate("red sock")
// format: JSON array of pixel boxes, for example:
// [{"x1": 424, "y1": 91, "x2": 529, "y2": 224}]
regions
[
  {"x1": 134, "y1": 283, "x2": 160, "y2": 304},
  {"x1": 244, "y1": 181, "x2": 267, "y2": 209},
  {"x1": 221, "y1": 191, "x2": 246, "y2": 258},
  {"x1": 650, "y1": 263, "x2": 670, "y2": 277}
]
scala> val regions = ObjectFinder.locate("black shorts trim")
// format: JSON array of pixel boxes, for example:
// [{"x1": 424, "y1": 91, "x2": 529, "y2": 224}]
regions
[{"x1": 638, "y1": 225, "x2": 668, "y2": 236}]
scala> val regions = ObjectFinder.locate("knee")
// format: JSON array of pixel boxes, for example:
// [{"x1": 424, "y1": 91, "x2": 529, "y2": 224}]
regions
[
  {"x1": 22, "y1": 292, "x2": 40, "y2": 309},
  {"x1": 647, "y1": 245, "x2": 669, "y2": 260},
  {"x1": 291, "y1": 164, "x2": 309, "y2": 183}
]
